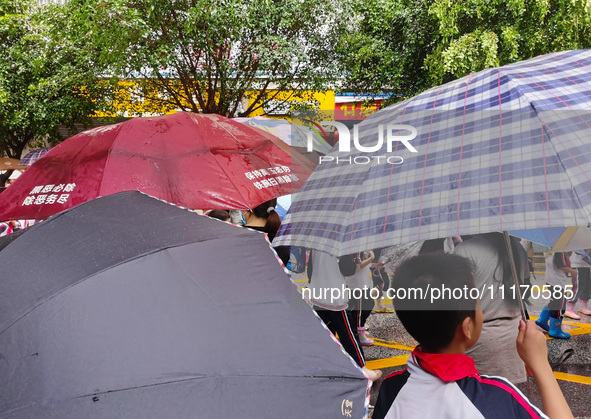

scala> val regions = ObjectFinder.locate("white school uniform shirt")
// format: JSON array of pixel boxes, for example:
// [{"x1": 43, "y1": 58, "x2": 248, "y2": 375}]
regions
[{"x1": 308, "y1": 250, "x2": 349, "y2": 310}]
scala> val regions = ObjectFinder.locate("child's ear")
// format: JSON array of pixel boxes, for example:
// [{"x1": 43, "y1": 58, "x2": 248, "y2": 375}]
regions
[{"x1": 461, "y1": 316, "x2": 474, "y2": 341}]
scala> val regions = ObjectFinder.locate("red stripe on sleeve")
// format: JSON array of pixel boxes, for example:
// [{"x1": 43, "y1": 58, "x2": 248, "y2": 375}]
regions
[{"x1": 475, "y1": 376, "x2": 543, "y2": 418}]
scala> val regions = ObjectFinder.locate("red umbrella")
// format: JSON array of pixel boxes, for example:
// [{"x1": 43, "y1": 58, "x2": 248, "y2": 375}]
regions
[{"x1": 0, "y1": 112, "x2": 315, "y2": 222}]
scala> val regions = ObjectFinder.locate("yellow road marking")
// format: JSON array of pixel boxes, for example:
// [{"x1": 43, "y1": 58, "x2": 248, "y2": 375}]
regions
[
  {"x1": 368, "y1": 332, "x2": 591, "y2": 386},
  {"x1": 554, "y1": 372, "x2": 591, "y2": 386},
  {"x1": 562, "y1": 319, "x2": 591, "y2": 329},
  {"x1": 530, "y1": 316, "x2": 591, "y2": 339},
  {"x1": 563, "y1": 324, "x2": 591, "y2": 337},
  {"x1": 366, "y1": 355, "x2": 409, "y2": 370},
  {"x1": 372, "y1": 338, "x2": 415, "y2": 351},
  {"x1": 367, "y1": 356, "x2": 591, "y2": 386}
]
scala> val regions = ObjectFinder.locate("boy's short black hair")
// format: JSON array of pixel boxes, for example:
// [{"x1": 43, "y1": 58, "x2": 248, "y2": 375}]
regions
[{"x1": 392, "y1": 252, "x2": 476, "y2": 353}]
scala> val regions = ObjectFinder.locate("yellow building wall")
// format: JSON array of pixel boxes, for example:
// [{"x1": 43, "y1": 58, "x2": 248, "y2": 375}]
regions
[
  {"x1": 94, "y1": 80, "x2": 182, "y2": 117},
  {"x1": 246, "y1": 89, "x2": 335, "y2": 122},
  {"x1": 94, "y1": 81, "x2": 336, "y2": 121}
]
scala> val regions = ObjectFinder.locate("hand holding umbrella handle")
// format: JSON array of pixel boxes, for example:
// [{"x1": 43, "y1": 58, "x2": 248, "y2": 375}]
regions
[{"x1": 503, "y1": 231, "x2": 529, "y2": 322}]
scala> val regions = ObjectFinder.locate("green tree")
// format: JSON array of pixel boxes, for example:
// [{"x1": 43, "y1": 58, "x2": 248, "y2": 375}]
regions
[
  {"x1": 342, "y1": 0, "x2": 591, "y2": 99},
  {"x1": 0, "y1": 0, "x2": 112, "y2": 185},
  {"x1": 339, "y1": 0, "x2": 439, "y2": 100},
  {"x1": 59, "y1": 0, "x2": 348, "y2": 117},
  {"x1": 427, "y1": 0, "x2": 591, "y2": 84}
]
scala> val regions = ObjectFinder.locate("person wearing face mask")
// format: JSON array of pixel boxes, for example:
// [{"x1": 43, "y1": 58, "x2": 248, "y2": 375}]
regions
[{"x1": 241, "y1": 199, "x2": 290, "y2": 267}]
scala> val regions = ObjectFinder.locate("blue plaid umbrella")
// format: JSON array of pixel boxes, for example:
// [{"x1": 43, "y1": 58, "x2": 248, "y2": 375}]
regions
[
  {"x1": 510, "y1": 226, "x2": 591, "y2": 253},
  {"x1": 19, "y1": 148, "x2": 51, "y2": 166},
  {"x1": 275, "y1": 50, "x2": 591, "y2": 256}
]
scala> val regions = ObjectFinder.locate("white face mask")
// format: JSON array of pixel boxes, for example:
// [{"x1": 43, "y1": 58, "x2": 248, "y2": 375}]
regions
[{"x1": 227, "y1": 210, "x2": 245, "y2": 225}]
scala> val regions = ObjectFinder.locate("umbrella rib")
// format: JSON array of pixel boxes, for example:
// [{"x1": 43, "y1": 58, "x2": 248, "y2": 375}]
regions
[
  {"x1": 380, "y1": 106, "x2": 408, "y2": 248},
  {"x1": 537, "y1": 120, "x2": 589, "y2": 217},
  {"x1": 210, "y1": 147, "x2": 257, "y2": 209},
  {"x1": 72, "y1": 376, "x2": 210, "y2": 399},
  {"x1": 207, "y1": 122, "x2": 282, "y2": 209},
  {"x1": 540, "y1": 124, "x2": 552, "y2": 227},
  {"x1": 417, "y1": 88, "x2": 442, "y2": 241},
  {"x1": 61, "y1": 373, "x2": 367, "y2": 400},
  {"x1": 510, "y1": 73, "x2": 591, "y2": 185},
  {"x1": 501, "y1": 71, "x2": 553, "y2": 227},
  {"x1": 98, "y1": 124, "x2": 135, "y2": 197},
  {"x1": 0, "y1": 375, "x2": 371, "y2": 412},
  {"x1": 72, "y1": 125, "x2": 121, "y2": 198},
  {"x1": 497, "y1": 69, "x2": 504, "y2": 231},
  {"x1": 454, "y1": 74, "x2": 473, "y2": 237},
  {"x1": 0, "y1": 193, "x2": 116, "y2": 254},
  {"x1": 503, "y1": 71, "x2": 590, "y2": 225},
  {"x1": 204, "y1": 118, "x2": 259, "y2": 207},
  {"x1": 511, "y1": 71, "x2": 591, "y2": 214}
]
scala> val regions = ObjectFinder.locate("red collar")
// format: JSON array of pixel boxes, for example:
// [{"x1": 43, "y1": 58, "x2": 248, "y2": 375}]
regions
[{"x1": 411, "y1": 347, "x2": 479, "y2": 382}]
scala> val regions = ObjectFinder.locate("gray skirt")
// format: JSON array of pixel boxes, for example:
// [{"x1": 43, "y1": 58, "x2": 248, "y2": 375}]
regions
[{"x1": 466, "y1": 315, "x2": 526, "y2": 384}]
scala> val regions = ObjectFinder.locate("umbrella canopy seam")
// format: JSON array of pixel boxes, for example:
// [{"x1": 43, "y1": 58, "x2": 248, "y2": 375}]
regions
[
  {"x1": 100, "y1": 122, "x2": 145, "y2": 198},
  {"x1": 2, "y1": 375, "x2": 367, "y2": 417},
  {"x1": 206, "y1": 120, "x2": 278, "y2": 210},
  {"x1": 71, "y1": 125, "x2": 122, "y2": 199},
  {"x1": 33, "y1": 374, "x2": 366, "y2": 407},
  {"x1": 70, "y1": 375, "x2": 367, "y2": 399},
  {"x1": 538, "y1": 113, "x2": 589, "y2": 221}
]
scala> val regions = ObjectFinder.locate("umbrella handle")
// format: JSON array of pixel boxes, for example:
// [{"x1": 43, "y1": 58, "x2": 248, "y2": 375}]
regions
[{"x1": 503, "y1": 231, "x2": 529, "y2": 322}]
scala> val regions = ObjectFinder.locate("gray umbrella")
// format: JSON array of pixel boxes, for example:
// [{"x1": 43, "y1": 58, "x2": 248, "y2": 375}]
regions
[{"x1": 0, "y1": 191, "x2": 368, "y2": 418}]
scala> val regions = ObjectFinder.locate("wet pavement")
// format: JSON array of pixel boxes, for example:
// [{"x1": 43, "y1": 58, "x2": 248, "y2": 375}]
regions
[{"x1": 362, "y1": 272, "x2": 591, "y2": 418}]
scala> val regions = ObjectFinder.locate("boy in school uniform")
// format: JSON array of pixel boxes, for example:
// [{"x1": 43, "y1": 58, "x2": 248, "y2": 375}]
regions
[{"x1": 373, "y1": 253, "x2": 572, "y2": 419}]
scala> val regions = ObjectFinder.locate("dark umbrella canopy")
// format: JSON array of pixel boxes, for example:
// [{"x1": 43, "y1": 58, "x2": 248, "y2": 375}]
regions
[{"x1": 0, "y1": 191, "x2": 367, "y2": 418}]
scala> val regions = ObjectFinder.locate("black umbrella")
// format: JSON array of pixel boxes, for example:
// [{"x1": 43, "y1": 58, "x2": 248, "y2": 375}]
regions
[{"x1": 0, "y1": 191, "x2": 367, "y2": 418}]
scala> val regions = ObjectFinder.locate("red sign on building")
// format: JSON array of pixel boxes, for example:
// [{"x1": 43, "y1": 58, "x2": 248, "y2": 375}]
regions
[{"x1": 334, "y1": 99, "x2": 385, "y2": 120}]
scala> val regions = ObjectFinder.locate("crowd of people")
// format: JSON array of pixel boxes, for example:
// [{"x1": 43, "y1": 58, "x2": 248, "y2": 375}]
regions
[
  {"x1": 302, "y1": 234, "x2": 584, "y2": 418},
  {"x1": 282, "y1": 229, "x2": 584, "y2": 418},
  {"x1": 200, "y1": 201, "x2": 586, "y2": 417}
]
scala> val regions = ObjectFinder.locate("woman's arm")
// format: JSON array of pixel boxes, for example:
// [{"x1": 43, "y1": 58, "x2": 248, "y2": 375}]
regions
[{"x1": 359, "y1": 250, "x2": 375, "y2": 270}]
